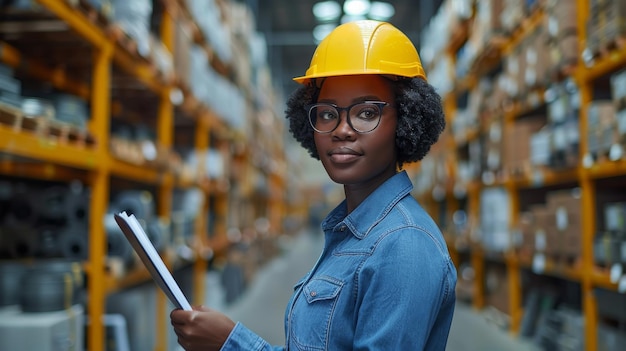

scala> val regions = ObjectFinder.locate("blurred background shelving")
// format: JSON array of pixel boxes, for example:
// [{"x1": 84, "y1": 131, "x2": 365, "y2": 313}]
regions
[
  {"x1": 1, "y1": 0, "x2": 626, "y2": 350},
  {"x1": 0, "y1": 1, "x2": 292, "y2": 350},
  {"x1": 412, "y1": 0, "x2": 626, "y2": 350}
]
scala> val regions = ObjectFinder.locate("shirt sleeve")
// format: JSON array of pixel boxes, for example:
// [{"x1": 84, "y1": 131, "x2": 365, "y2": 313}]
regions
[
  {"x1": 352, "y1": 228, "x2": 452, "y2": 350},
  {"x1": 220, "y1": 322, "x2": 285, "y2": 351}
]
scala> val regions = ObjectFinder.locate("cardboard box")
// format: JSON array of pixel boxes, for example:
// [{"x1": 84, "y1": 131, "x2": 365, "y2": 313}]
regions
[
  {"x1": 503, "y1": 116, "x2": 545, "y2": 175},
  {"x1": 611, "y1": 70, "x2": 626, "y2": 106},
  {"x1": 173, "y1": 21, "x2": 193, "y2": 86},
  {"x1": 550, "y1": 1, "x2": 577, "y2": 38},
  {"x1": 518, "y1": 211, "x2": 536, "y2": 254},
  {"x1": 617, "y1": 109, "x2": 626, "y2": 147},
  {"x1": 531, "y1": 205, "x2": 554, "y2": 253},
  {"x1": 588, "y1": 101, "x2": 617, "y2": 159},
  {"x1": 485, "y1": 264, "x2": 510, "y2": 314},
  {"x1": 547, "y1": 189, "x2": 583, "y2": 257},
  {"x1": 530, "y1": 129, "x2": 551, "y2": 166},
  {"x1": 547, "y1": 188, "x2": 582, "y2": 217}
]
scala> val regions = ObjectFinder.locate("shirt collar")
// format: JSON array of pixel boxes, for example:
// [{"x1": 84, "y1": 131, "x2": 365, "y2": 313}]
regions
[{"x1": 321, "y1": 171, "x2": 414, "y2": 239}]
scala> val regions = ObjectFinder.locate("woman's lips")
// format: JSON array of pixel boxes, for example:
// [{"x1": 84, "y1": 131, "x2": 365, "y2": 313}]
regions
[{"x1": 328, "y1": 147, "x2": 362, "y2": 163}]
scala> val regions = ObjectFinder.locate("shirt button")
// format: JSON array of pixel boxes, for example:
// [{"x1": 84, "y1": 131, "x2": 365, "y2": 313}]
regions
[
  {"x1": 310, "y1": 291, "x2": 317, "y2": 297},
  {"x1": 339, "y1": 226, "x2": 346, "y2": 231}
]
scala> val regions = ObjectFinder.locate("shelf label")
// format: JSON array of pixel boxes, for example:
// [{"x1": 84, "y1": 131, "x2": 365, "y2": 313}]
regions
[
  {"x1": 582, "y1": 153, "x2": 594, "y2": 169},
  {"x1": 532, "y1": 169, "x2": 544, "y2": 187},
  {"x1": 610, "y1": 263, "x2": 623, "y2": 284},
  {"x1": 618, "y1": 275, "x2": 626, "y2": 294},
  {"x1": 609, "y1": 144, "x2": 624, "y2": 161},
  {"x1": 535, "y1": 229, "x2": 547, "y2": 251},
  {"x1": 532, "y1": 253, "x2": 546, "y2": 274},
  {"x1": 555, "y1": 207, "x2": 568, "y2": 231}
]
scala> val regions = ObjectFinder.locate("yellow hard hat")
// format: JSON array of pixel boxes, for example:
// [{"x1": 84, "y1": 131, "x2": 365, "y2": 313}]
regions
[{"x1": 293, "y1": 20, "x2": 426, "y2": 85}]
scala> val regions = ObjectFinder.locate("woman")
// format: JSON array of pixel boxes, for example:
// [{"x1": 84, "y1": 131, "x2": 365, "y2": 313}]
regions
[{"x1": 171, "y1": 20, "x2": 456, "y2": 350}]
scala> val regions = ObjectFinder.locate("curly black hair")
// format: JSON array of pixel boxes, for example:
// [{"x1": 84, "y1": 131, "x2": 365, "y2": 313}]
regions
[{"x1": 285, "y1": 77, "x2": 446, "y2": 169}]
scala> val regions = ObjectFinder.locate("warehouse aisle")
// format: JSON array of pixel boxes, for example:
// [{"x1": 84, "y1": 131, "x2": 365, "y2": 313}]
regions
[{"x1": 199, "y1": 230, "x2": 540, "y2": 350}]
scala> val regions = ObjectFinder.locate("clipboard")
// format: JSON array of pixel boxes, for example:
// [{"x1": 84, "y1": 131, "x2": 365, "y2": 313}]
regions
[{"x1": 114, "y1": 211, "x2": 192, "y2": 311}]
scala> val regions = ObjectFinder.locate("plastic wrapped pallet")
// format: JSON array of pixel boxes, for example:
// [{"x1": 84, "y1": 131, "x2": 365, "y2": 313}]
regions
[
  {"x1": 51, "y1": 93, "x2": 89, "y2": 129},
  {"x1": 597, "y1": 322, "x2": 626, "y2": 351},
  {"x1": 503, "y1": 116, "x2": 545, "y2": 176},
  {"x1": 587, "y1": 101, "x2": 617, "y2": 162},
  {"x1": 419, "y1": 7, "x2": 450, "y2": 68},
  {"x1": 111, "y1": 0, "x2": 152, "y2": 58},
  {"x1": 189, "y1": 46, "x2": 246, "y2": 129},
  {"x1": 479, "y1": 187, "x2": 512, "y2": 252},
  {"x1": 173, "y1": 20, "x2": 194, "y2": 87},
  {"x1": 611, "y1": 70, "x2": 626, "y2": 150},
  {"x1": 545, "y1": 0, "x2": 578, "y2": 72},
  {"x1": 186, "y1": 0, "x2": 232, "y2": 63},
  {"x1": 526, "y1": 26, "x2": 551, "y2": 90},
  {"x1": 500, "y1": 0, "x2": 525, "y2": 34},
  {"x1": 0, "y1": 64, "x2": 22, "y2": 108},
  {"x1": 470, "y1": 0, "x2": 504, "y2": 54},
  {"x1": 585, "y1": 0, "x2": 626, "y2": 60}
]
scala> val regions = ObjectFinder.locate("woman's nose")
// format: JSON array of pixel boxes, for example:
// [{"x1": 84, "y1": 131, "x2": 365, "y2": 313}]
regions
[{"x1": 332, "y1": 112, "x2": 355, "y2": 137}]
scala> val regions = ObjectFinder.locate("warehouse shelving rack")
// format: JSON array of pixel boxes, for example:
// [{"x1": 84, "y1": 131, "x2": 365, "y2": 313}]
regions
[
  {"x1": 425, "y1": 0, "x2": 626, "y2": 349},
  {"x1": 0, "y1": 1, "x2": 286, "y2": 350}
]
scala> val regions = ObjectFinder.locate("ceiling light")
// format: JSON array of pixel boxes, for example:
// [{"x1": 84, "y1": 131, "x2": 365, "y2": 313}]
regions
[
  {"x1": 313, "y1": 1, "x2": 341, "y2": 22},
  {"x1": 368, "y1": 1, "x2": 395, "y2": 21},
  {"x1": 343, "y1": 0, "x2": 370, "y2": 16},
  {"x1": 313, "y1": 24, "x2": 337, "y2": 43},
  {"x1": 341, "y1": 14, "x2": 367, "y2": 24}
]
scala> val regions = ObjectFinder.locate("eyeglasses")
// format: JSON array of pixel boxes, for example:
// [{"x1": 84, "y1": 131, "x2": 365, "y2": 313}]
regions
[{"x1": 306, "y1": 101, "x2": 391, "y2": 134}]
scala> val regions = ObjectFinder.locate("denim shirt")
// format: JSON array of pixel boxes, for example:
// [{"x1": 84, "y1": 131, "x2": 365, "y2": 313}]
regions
[{"x1": 222, "y1": 171, "x2": 457, "y2": 350}]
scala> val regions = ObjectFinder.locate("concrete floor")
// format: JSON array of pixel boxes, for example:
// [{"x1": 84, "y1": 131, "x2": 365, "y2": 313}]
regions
[{"x1": 172, "y1": 230, "x2": 540, "y2": 350}]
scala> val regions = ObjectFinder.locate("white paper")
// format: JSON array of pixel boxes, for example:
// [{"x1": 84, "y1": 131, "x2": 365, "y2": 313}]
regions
[{"x1": 114, "y1": 211, "x2": 192, "y2": 311}]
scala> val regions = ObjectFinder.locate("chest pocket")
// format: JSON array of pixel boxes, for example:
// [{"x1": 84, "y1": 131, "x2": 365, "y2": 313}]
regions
[{"x1": 290, "y1": 277, "x2": 343, "y2": 351}]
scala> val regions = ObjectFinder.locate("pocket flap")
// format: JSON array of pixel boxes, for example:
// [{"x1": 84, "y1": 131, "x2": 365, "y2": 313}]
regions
[{"x1": 303, "y1": 277, "x2": 342, "y2": 303}]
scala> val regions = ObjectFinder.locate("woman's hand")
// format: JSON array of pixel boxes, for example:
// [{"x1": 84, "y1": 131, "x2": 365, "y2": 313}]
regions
[{"x1": 170, "y1": 305, "x2": 236, "y2": 351}]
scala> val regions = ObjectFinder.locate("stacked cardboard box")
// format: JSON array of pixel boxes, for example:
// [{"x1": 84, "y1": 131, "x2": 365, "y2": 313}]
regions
[
  {"x1": 479, "y1": 187, "x2": 512, "y2": 252},
  {"x1": 483, "y1": 119, "x2": 504, "y2": 175},
  {"x1": 586, "y1": 0, "x2": 626, "y2": 58},
  {"x1": 518, "y1": 189, "x2": 582, "y2": 260},
  {"x1": 519, "y1": 206, "x2": 543, "y2": 256},
  {"x1": 546, "y1": 189, "x2": 582, "y2": 258},
  {"x1": 593, "y1": 202, "x2": 626, "y2": 267},
  {"x1": 173, "y1": 20, "x2": 193, "y2": 90},
  {"x1": 503, "y1": 33, "x2": 547, "y2": 102},
  {"x1": 546, "y1": 82, "x2": 580, "y2": 169},
  {"x1": 523, "y1": 26, "x2": 552, "y2": 92},
  {"x1": 587, "y1": 101, "x2": 618, "y2": 162},
  {"x1": 503, "y1": 116, "x2": 545, "y2": 177},
  {"x1": 500, "y1": 0, "x2": 525, "y2": 34},
  {"x1": 469, "y1": 0, "x2": 504, "y2": 58},
  {"x1": 545, "y1": 0, "x2": 578, "y2": 73},
  {"x1": 0, "y1": 64, "x2": 22, "y2": 109},
  {"x1": 597, "y1": 322, "x2": 626, "y2": 351},
  {"x1": 611, "y1": 70, "x2": 626, "y2": 153}
]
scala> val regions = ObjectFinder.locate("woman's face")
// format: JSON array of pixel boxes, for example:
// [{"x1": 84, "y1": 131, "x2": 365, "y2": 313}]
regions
[{"x1": 313, "y1": 74, "x2": 398, "y2": 187}]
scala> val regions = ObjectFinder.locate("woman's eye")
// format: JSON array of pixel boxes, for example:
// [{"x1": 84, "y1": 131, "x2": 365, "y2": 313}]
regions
[
  {"x1": 356, "y1": 108, "x2": 377, "y2": 120},
  {"x1": 319, "y1": 110, "x2": 337, "y2": 120}
]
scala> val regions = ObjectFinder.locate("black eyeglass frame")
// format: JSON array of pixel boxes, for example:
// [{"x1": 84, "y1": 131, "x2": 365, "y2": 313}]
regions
[{"x1": 306, "y1": 101, "x2": 392, "y2": 134}]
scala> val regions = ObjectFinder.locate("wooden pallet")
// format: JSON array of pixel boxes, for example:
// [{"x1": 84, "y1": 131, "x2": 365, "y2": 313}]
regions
[
  {"x1": 64, "y1": 0, "x2": 112, "y2": 26},
  {"x1": 586, "y1": 31, "x2": 626, "y2": 63},
  {"x1": 0, "y1": 103, "x2": 96, "y2": 147},
  {"x1": 546, "y1": 254, "x2": 583, "y2": 279},
  {"x1": 547, "y1": 58, "x2": 579, "y2": 83},
  {"x1": 599, "y1": 33, "x2": 626, "y2": 58}
]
